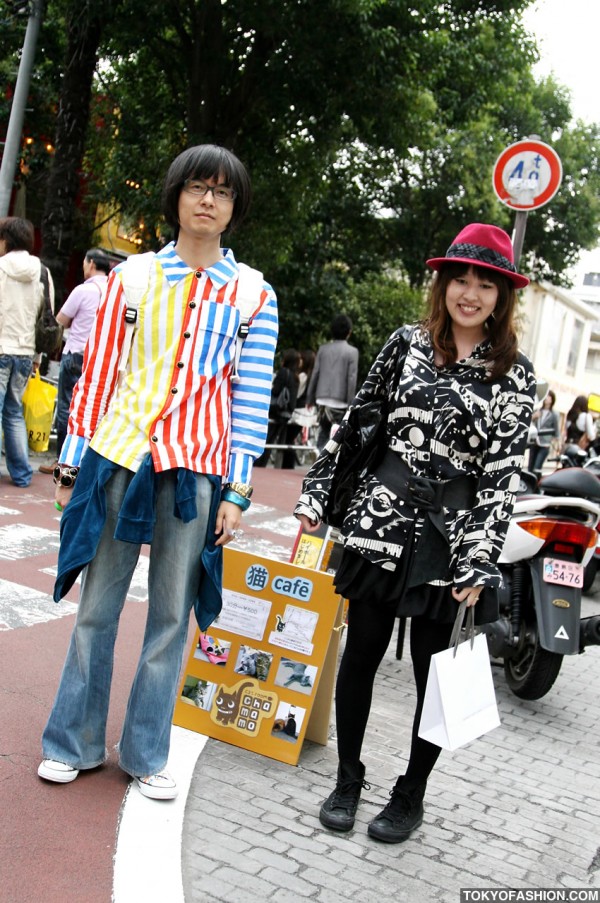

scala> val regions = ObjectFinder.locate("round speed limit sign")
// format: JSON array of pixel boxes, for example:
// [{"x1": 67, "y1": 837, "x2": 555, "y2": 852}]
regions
[{"x1": 493, "y1": 139, "x2": 562, "y2": 211}]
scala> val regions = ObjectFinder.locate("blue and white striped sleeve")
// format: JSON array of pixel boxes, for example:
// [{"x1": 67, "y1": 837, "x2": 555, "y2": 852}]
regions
[{"x1": 228, "y1": 282, "x2": 279, "y2": 483}]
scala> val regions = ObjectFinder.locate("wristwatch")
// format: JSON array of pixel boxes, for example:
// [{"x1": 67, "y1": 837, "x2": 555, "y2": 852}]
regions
[{"x1": 225, "y1": 482, "x2": 253, "y2": 499}]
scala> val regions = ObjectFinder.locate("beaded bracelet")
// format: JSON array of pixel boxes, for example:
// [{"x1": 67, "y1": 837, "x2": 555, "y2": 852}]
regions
[{"x1": 221, "y1": 488, "x2": 251, "y2": 511}]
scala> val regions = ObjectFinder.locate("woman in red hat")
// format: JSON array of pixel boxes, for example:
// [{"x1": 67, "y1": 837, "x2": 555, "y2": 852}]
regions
[{"x1": 295, "y1": 223, "x2": 536, "y2": 844}]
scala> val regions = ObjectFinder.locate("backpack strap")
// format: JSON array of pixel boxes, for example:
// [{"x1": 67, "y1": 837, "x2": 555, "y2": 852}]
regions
[
  {"x1": 117, "y1": 254, "x2": 263, "y2": 383},
  {"x1": 118, "y1": 252, "x2": 154, "y2": 379},
  {"x1": 232, "y1": 263, "x2": 264, "y2": 383}
]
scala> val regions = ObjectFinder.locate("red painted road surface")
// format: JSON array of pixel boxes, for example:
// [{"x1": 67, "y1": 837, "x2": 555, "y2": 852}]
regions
[{"x1": 0, "y1": 462, "x2": 305, "y2": 903}]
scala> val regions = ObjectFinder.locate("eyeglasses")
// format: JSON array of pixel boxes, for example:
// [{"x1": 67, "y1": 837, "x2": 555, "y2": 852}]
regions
[{"x1": 182, "y1": 180, "x2": 236, "y2": 202}]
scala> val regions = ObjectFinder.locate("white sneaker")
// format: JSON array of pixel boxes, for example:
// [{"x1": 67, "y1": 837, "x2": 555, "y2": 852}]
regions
[
  {"x1": 38, "y1": 759, "x2": 79, "y2": 783},
  {"x1": 135, "y1": 769, "x2": 178, "y2": 800}
]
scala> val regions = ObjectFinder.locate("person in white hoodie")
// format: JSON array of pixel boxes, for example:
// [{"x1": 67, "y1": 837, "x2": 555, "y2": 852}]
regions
[{"x1": 0, "y1": 217, "x2": 47, "y2": 486}]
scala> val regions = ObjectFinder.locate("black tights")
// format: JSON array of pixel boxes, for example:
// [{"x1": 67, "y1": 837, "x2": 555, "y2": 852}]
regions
[{"x1": 335, "y1": 599, "x2": 453, "y2": 789}]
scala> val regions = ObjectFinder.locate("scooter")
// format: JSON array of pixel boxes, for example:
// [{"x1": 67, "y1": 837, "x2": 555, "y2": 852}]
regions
[{"x1": 482, "y1": 466, "x2": 600, "y2": 699}]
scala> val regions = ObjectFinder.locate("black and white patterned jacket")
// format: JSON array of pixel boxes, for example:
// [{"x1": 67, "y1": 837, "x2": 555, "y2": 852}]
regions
[{"x1": 295, "y1": 325, "x2": 536, "y2": 590}]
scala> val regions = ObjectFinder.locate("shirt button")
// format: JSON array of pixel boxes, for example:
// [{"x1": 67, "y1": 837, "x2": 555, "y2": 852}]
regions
[
  {"x1": 176, "y1": 361, "x2": 184, "y2": 369},
  {"x1": 183, "y1": 331, "x2": 191, "y2": 339},
  {"x1": 171, "y1": 387, "x2": 178, "y2": 394},
  {"x1": 151, "y1": 435, "x2": 158, "y2": 442},
  {"x1": 189, "y1": 301, "x2": 196, "y2": 309}
]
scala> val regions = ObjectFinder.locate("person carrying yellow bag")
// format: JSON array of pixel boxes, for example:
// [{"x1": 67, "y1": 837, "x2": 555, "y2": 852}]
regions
[{"x1": 0, "y1": 217, "x2": 55, "y2": 486}]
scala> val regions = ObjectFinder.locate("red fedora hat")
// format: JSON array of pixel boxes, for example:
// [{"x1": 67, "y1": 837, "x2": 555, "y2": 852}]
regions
[{"x1": 426, "y1": 223, "x2": 529, "y2": 289}]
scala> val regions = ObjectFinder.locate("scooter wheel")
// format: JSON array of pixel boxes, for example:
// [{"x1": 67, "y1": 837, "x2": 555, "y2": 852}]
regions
[{"x1": 504, "y1": 627, "x2": 563, "y2": 700}]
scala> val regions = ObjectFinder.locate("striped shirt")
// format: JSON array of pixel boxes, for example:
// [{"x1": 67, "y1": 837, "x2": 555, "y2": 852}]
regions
[{"x1": 60, "y1": 243, "x2": 278, "y2": 484}]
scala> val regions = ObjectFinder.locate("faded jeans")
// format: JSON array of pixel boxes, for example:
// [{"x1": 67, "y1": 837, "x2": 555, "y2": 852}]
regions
[
  {"x1": 0, "y1": 354, "x2": 33, "y2": 486},
  {"x1": 42, "y1": 465, "x2": 213, "y2": 776}
]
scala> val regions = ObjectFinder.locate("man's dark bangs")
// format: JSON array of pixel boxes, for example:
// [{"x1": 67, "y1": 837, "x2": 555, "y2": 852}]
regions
[{"x1": 187, "y1": 146, "x2": 238, "y2": 187}]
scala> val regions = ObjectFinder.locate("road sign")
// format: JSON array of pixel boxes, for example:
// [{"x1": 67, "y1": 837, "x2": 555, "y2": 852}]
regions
[{"x1": 493, "y1": 139, "x2": 562, "y2": 211}]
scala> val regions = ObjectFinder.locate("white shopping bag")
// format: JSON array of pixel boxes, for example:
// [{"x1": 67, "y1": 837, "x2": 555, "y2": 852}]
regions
[{"x1": 418, "y1": 603, "x2": 500, "y2": 751}]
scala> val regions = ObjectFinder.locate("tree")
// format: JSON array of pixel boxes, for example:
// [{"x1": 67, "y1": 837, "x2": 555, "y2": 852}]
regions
[
  {"x1": 3, "y1": 0, "x2": 599, "y2": 342},
  {"x1": 39, "y1": 1, "x2": 112, "y2": 305}
]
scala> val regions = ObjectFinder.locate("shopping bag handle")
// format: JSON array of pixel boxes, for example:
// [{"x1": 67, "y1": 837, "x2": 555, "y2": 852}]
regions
[{"x1": 449, "y1": 600, "x2": 476, "y2": 657}]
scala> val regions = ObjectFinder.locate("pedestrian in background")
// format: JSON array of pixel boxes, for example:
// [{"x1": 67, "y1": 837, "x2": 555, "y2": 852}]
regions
[
  {"x1": 255, "y1": 348, "x2": 300, "y2": 468},
  {"x1": 37, "y1": 144, "x2": 278, "y2": 800},
  {"x1": 307, "y1": 314, "x2": 359, "y2": 450},
  {"x1": 295, "y1": 223, "x2": 535, "y2": 844},
  {"x1": 281, "y1": 348, "x2": 316, "y2": 469},
  {"x1": 527, "y1": 388, "x2": 560, "y2": 477},
  {"x1": 565, "y1": 395, "x2": 595, "y2": 450},
  {"x1": 39, "y1": 248, "x2": 111, "y2": 474},
  {"x1": 0, "y1": 217, "x2": 53, "y2": 487}
]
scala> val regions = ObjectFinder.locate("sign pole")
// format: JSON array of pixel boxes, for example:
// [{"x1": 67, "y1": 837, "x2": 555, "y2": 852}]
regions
[{"x1": 511, "y1": 211, "x2": 529, "y2": 269}]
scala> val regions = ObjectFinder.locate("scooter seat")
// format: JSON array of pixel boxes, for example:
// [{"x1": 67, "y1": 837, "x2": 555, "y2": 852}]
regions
[{"x1": 539, "y1": 467, "x2": 600, "y2": 501}]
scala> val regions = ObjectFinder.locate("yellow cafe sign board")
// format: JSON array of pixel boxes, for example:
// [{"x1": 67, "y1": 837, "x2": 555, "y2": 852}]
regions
[{"x1": 173, "y1": 547, "x2": 344, "y2": 766}]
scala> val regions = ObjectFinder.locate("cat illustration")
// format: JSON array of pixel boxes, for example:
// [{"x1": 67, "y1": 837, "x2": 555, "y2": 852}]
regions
[{"x1": 214, "y1": 681, "x2": 254, "y2": 725}]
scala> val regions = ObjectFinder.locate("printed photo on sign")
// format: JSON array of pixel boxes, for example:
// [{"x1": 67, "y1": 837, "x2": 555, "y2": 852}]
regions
[
  {"x1": 180, "y1": 676, "x2": 218, "y2": 712},
  {"x1": 274, "y1": 657, "x2": 318, "y2": 695},
  {"x1": 271, "y1": 702, "x2": 305, "y2": 744},
  {"x1": 212, "y1": 588, "x2": 272, "y2": 640},
  {"x1": 268, "y1": 604, "x2": 319, "y2": 656},
  {"x1": 194, "y1": 633, "x2": 231, "y2": 665},
  {"x1": 233, "y1": 644, "x2": 274, "y2": 682}
]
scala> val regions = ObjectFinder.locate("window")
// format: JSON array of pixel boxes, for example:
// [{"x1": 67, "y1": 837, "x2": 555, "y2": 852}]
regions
[{"x1": 566, "y1": 319, "x2": 584, "y2": 375}]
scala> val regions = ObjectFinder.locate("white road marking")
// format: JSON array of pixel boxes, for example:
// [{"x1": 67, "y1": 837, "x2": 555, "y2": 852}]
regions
[
  {"x1": 249, "y1": 515, "x2": 299, "y2": 537},
  {"x1": 0, "y1": 579, "x2": 77, "y2": 630},
  {"x1": 0, "y1": 505, "x2": 20, "y2": 516},
  {"x1": 112, "y1": 726, "x2": 207, "y2": 903},
  {"x1": 0, "y1": 523, "x2": 60, "y2": 560}
]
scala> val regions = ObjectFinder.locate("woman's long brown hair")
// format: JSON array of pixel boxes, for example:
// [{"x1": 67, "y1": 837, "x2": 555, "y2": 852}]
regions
[{"x1": 423, "y1": 262, "x2": 519, "y2": 381}]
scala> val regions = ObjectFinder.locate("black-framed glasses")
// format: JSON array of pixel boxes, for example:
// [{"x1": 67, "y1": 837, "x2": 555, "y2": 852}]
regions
[{"x1": 182, "y1": 179, "x2": 236, "y2": 202}]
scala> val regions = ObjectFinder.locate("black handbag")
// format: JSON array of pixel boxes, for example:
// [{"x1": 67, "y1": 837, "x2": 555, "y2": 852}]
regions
[
  {"x1": 270, "y1": 384, "x2": 292, "y2": 422},
  {"x1": 323, "y1": 398, "x2": 387, "y2": 528},
  {"x1": 35, "y1": 264, "x2": 63, "y2": 355},
  {"x1": 322, "y1": 324, "x2": 414, "y2": 529}
]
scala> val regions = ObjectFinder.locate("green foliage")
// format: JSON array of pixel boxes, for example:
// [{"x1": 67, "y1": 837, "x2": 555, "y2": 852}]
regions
[
  {"x1": 2, "y1": 0, "x2": 599, "y2": 341},
  {"x1": 334, "y1": 269, "x2": 426, "y2": 381}
]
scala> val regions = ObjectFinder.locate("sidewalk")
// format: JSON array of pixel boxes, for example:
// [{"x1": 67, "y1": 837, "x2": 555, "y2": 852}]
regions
[{"x1": 178, "y1": 466, "x2": 600, "y2": 902}]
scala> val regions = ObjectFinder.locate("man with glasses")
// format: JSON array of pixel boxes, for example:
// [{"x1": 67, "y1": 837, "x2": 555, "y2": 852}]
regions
[{"x1": 38, "y1": 145, "x2": 278, "y2": 800}]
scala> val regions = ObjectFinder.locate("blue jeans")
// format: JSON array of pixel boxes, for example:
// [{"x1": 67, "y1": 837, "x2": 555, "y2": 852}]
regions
[
  {"x1": 55, "y1": 352, "x2": 83, "y2": 458},
  {"x1": 528, "y1": 444, "x2": 550, "y2": 475},
  {"x1": 42, "y1": 465, "x2": 213, "y2": 776},
  {"x1": 0, "y1": 354, "x2": 33, "y2": 486}
]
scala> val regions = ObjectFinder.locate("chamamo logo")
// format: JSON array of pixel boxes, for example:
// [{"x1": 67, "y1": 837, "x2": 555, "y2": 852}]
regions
[{"x1": 209, "y1": 678, "x2": 277, "y2": 736}]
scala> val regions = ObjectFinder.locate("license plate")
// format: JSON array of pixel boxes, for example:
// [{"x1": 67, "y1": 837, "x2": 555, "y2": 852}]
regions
[{"x1": 543, "y1": 558, "x2": 583, "y2": 588}]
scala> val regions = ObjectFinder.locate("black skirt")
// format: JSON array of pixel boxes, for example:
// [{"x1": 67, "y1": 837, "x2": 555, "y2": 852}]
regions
[{"x1": 334, "y1": 517, "x2": 499, "y2": 626}]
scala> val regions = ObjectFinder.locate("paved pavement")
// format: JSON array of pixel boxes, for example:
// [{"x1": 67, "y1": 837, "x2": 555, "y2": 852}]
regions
[{"x1": 2, "y1": 447, "x2": 600, "y2": 902}]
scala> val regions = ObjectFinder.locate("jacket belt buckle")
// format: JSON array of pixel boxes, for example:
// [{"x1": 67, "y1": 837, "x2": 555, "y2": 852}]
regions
[{"x1": 407, "y1": 476, "x2": 442, "y2": 512}]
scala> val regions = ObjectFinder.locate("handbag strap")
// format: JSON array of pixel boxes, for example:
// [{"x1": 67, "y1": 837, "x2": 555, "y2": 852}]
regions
[
  {"x1": 39, "y1": 263, "x2": 52, "y2": 316},
  {"x1": 449, "y1": 600, "x2": 476, "y2": 656}
]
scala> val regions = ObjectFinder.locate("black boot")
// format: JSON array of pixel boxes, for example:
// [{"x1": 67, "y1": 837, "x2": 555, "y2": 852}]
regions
[
  {"x1": 367, "y1": 776, "x2": 426, "y2": 843},
  {"x1": 319, "y1": 761, "x2": 369, "y2": 832}
]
